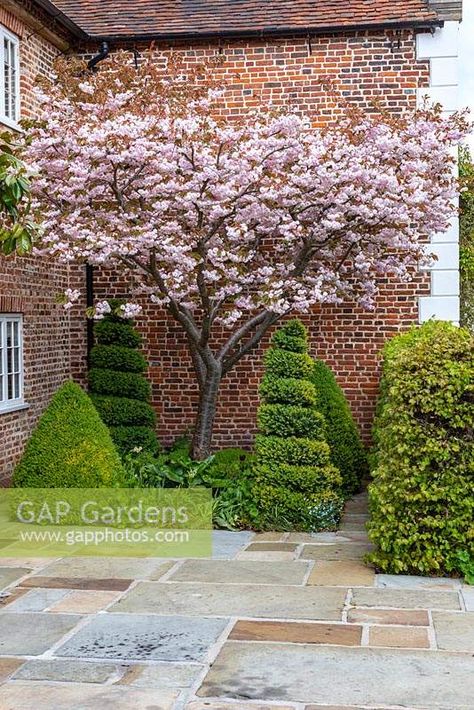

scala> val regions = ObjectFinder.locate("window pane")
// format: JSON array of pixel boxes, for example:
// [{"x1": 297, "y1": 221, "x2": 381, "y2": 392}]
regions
[
  {"x1": 7, "y1": 373, "x2": 13, "y2": 400},
  {"x1": 3, "y1": 37, "x2": 17, "y2": 122},
  {"x1": 0, "y1": 318, "x2": 22, "y2": 405},
  {"x1": 14, "y1": 373, "x2": 20, "y2": 399}
]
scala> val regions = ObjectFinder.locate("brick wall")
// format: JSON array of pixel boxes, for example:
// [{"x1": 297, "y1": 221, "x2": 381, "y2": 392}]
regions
[
  {"x1": 0, "y1": 7, "x2": 75, "y2": 484},
  {"x1": 84, "y1": 31, "x2": 432, "y2": 448}
]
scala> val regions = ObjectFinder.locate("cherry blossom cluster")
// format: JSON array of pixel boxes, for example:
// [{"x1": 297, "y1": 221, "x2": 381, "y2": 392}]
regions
[{"x1": 26, "y1": 53, "x2": 469, "y2": 327}]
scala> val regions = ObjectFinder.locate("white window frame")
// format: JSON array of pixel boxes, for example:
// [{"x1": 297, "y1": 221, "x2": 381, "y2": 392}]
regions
[
  {"x1": 0, "y1": 25, "x2": 20, "y2": 129},
  {"x1": 0, "y1": 314, "x2": 25, "y2": 413}
]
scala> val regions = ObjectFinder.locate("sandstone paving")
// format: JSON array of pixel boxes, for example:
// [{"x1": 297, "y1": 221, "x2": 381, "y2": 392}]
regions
[
  {"x1": 0, "y1": 586, "x2": 29, "y2": 608},
  {"x1": 229, "y1": 619, "x2": 362, "y2": 645},
  {"x1": 186, "y1": 703, "x2": 294, "y2": 710},
  {"x1": 211, "y1": 530, "x2": 254, "y2": 559},
  {"x1": 197, "y1": 642, "x2": 474, "y2": 707},
  {"x1": 12, "y1": 658, "x2": 122, "y2": 683},
  {"x1": 244, "y1": 543, "x2": 298, "y2": 552},
  {"x1": 117, "y1": 661, "x2": 203, "y2": 688},
  {"x1": 167, "y1": 559, "x2": 309, "y2": 585},
  {"x1": 347, "y1": 608, "x2": 430, "y2": 626},
  {"x1": 0, "y1": 682, "x2": 179, "y2": 709},
  {"x1": 307, "y1": 560, "x2": 374, "y2": 587},
  {"x1": 236, "y1": 550, "x2": 296, "y2": 561},
  {"x1": 111, "y1": 582, "x2": 347, "y2": 620},
  {"x1": 48, "y1": 589, "x2": 122, "y2": 613},
  {"x1": 376, "y1": 573, "x2": 461, "y2": 590},
  {"x1": 56, "y1": 613, "x2": 228, "y2": 662},
  {"x1": 21, "y1": 575, "x2": 133, "y2": 591},
  {"x1": 0, "y1": 658, "x2": 24, "y2": 683},
  {"x1": 432, "y1": 611, "x2": 474, "y2": 652},
  {"x1": 352, "y1": 587, "x2": 461, "y2": 610},
  {"x1": 34, "y1": 556, "x2": 172, "y2": 580},
  {"x1": 301, "y1": 544, "x2": 373, "y2": 561},
  {"x1": 3, "y1": 587, "x2": 69, "y2": 612},
  {"x1": 368, "y1": 625, "x2": 430, "y2": 649},
  {"x1": 0, "y1": 567, "x2": 31, "y2": 591},
  {"x1": 0, "y1": 612, "x2": 83, "y2": 655}
]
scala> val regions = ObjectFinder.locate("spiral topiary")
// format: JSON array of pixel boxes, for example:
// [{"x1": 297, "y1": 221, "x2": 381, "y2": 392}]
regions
[{"x1": 253, "y1": 319, "x2": 344, "y2": 531}]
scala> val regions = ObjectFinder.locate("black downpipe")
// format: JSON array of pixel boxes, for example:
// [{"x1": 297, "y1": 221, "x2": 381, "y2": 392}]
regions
[{"x1": 85, "y1": 42, "x2": 110, "y2": 366}]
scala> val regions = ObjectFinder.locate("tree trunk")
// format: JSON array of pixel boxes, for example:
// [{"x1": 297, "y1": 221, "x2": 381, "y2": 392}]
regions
[{"x1": 192, "y1": 365, "x2": 222, "y2": 460}]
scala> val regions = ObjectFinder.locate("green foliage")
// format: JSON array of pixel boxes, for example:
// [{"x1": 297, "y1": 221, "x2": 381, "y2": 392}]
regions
[
  {"x1": 94, "y1": 319, "x2": 142, "y2": 348},
  {"x1": 91, "y1": 395, "x2": 156, "y2": 427},
  {"x1": 264, "y1": 348, "x2": 314, "y2": 380},
  {"x1": 0, "y1": 133, "x2": 37, "y2": 256},
  {"x1": 12, "y1": 381, "x2": 126, "y2": 488},
  {"x1": 259, "y1": 376, "x2": 317, "y2": 407},
  {"x1": 368, "y1": 321, "x2": 474, "y2": 576},
  {"x1": 455, "y1": 551, "x2": 474, "y2": 585},
  {"x1": 253, "y1": 319, "x2": 344, "y2": 531},
  {"x1": 89, "y1": 312, "x2": 157, "y2": 455},
  {"x1": 311, "y1": 360, "x2": 367, "y2": 495},
  {"x1": 207, "y1": 448, "x2": 253, "y2": 480},
  {"x1": 257, "y1": 403, "x2": 326, "y2": 438},
  {"x1": 459, "y1": 147, "x2": 474, "y2": 331},
  {"x1": 90, "y1": 345, "x2": 147, "y2": 373},
  {"x1": 88, "y1": 368, "x2": 151, "y2": 401}
]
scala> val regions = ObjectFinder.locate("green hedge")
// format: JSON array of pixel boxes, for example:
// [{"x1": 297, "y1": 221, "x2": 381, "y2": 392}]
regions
[
  {"x1": 90, "y1": 345, "x2": 147, "y2": 373},
  {"x1": 367, "y1": 321, "x2": 474, "y2": 576},
  {"x1": 89, "y1": 368, "x2": 151, "y2": 401},
  {"x1": 89, "y1": 312, "x2": 157, "y2": 455},
  {"x1": 252, "y1": 319, "x2": 344, "y2": 531},
  {"x1": 311, "y1": 360, "x2": 367, "y2": 495},
  {"x1": 13, "y1": 382, "x2": 126, "y2": 488},
  {"x1": 91, "y1": 395, "x2": 156, "y2": 427}
]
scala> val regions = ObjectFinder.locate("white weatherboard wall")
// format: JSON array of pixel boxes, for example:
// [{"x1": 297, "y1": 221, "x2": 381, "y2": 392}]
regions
[{"x1": 417, "y1": 22, "x2": 460, "y2": 324}]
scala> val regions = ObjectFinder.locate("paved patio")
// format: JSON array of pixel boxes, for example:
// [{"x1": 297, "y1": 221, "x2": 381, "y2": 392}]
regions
[{"x1": 0, "y1": 491, "x2": 472, "y2": 709}]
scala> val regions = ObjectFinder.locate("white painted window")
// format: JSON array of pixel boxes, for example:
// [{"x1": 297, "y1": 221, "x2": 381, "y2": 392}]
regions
[
  {"x1": 0, "y1": 315, "x2": 24, "y2": 412},
  {"x1": 0, "y1": 26, "x2": 20, "y2": 127}
]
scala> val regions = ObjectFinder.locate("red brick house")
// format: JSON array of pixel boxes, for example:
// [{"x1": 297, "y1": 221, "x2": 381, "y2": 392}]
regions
[{"x1": 0, "y1": 0, "x2": 463, "y2": 483}]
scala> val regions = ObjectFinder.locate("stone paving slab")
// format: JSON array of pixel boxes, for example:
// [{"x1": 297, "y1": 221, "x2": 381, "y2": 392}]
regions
[
  {"x1": 21, "y1": 575, "x2": 133, "y2": 591},
  {"x1": 111, "y1": 582, "x2": 347, "y2": 620},
  {"x1": 3, "y1": 587, "x2": 69, "y2": 612},
  {"x1": 168, "y1": 560, "x2": 309, "y2": 585},
  {"x1": 301, "y1": 544, "x2": 373, "y2": 561},
  {"x1": 229, "y1": 620, "x2": 362, "y2": 646},
  {"x1": 347, "y1": 608, "x2": 430, "y2": 626},
  {"x1": 35, "y1": 556, "x2": 171, "y2": 580},
  {"x1": 187, "y1": 703, "x2": 294, "y2": 710},
  {"x1": 352, "y1": 587, "x2": 461, "y2": 610},
  {"x1": 376, "y1": 574, "x2": 461, "y2": 590},
  {"x1": 56, "y1": 613, "x2": 228, "y2": 662},
  {"x1": 462, "y1": 587, "x2": 474, "y2": 611},
  {"x1": 0, "y1": 567, "x2": 31, "y2": 591},
  {"x1": 198, "y1": 642, "x2": 474, "y2": 707},
  {"x1": 0, "y1": 658, "x2": 24, "y2": 683},
  {"x1": 432, "y1": 611, "x2": 474, "y2": 652},
  {"x1": 118, "y1": 661, "x2": 203, "y2": 688},
  {"x1": 0, "y1": 682, "x2": 178, "y2": 709},
  {"x1": 308, "y1": 561, "x2": 374, "y2": 587},
  {"x1": 0, "y1": 612, "x2": 83, "y2": 655},
  {"x1": 13, "y1": 658, "x2": 121, "y2": 683},
  {"x1": 212, "y1": 531, "x2": 254, "y2": 559},
  {"x1": 236, "y1": 551, "x2": 296, "y2": 561},
  {"x1": 368, "y1": 625, "x2": 430, "y2": 649},
  {"x1": 245, "y1": 543, "x2": 298, "y2": 552},
  {"x1": 0, "y1": 586, "x2": 29, "y2": 608},
  {"x1": 48, "y1": 589, "x2": 121, "y2": 613}
]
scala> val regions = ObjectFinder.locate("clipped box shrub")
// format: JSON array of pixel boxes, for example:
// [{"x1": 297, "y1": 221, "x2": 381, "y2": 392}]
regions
[
  {"x1": 367, "y1": 321, "x2": 474, "y2": 576},
  {"x1": 89, "y1": 308, "x2": 158, "y2": 455},
  {"x1": 253, "y1": 319, "x2": 344, "y2": 531},
  {"x1": 311, "y1": 360, "x2": 367, "y2": 495},
  {"x1": 13, "y1": 381, "x2": 126, "y2": 488}
]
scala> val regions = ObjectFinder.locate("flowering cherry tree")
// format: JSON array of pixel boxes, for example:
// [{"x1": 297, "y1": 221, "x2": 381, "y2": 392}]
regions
[{"x1": 23, "y1": 53, "x2": 468, "y2": 458}]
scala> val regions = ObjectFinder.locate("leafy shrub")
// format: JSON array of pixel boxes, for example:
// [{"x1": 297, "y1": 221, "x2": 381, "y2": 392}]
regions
[
  {"x1": 206, "y1": 448, "x2": 253, "y2": 480},
  {"x1": 252, "y1": 319, "x2": 344, "y2": 531},
  {"x1": 91, "y1": 395, "x2": 156, "y2": 427},
  {"x1": 367, "y1": 321, "x2": 474, "y2": 576},
  {"x1": 90, "y1": 345, "x2": 147, "y2": 373},
  {"x1": 88, "y1": 368, "x2": 151, "y2": 401},
  {"x1": 13, "y1": 381, "x2": 126, "y2": 488},
  {"x1": 311, "y1": 360, "x2": 367, "y2": 495},
  {"x1": 89, "y1": 310, "x2": 157, "y2": 455}
]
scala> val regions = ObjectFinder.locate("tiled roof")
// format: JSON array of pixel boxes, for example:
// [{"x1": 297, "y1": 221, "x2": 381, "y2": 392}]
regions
[{"x1": 49, "y1": 1, "x2": 440, "y2": 40}]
